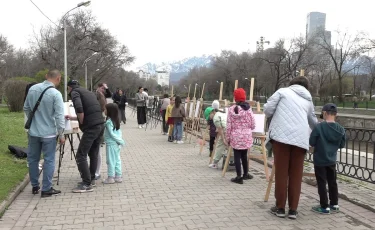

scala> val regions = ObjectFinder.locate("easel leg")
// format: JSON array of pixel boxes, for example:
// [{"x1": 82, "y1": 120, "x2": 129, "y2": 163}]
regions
[
  {"x1": 57, "y1": 143, "x2": 65, "y2": 185},
  {"x1": 261, "y1": 138, "x2": 269, "y2": 181},
  {"x1": 209, "y1": 136, "x2": 218, "y2": 165},
  {"x1": 264, "y1": 163, "x2": 275, "y2": 202},
  {"x1": 222, "y1": 147, "x2": 232, "y2": 177},
  {"x1": 199, "y1": 127, "x2": 208, "y2": 155}
]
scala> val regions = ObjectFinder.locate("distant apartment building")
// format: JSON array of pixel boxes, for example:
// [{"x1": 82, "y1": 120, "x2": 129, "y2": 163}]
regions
[
  {"x1": 306, "y1": 12, "x2": 331, "y2": 46},
  {"x1": 138, "y1": 70, "x2": 151, "y2": 81}
]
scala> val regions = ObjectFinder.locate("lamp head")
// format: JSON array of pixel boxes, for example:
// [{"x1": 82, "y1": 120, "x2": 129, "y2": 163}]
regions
[{"x1": 77, "y1": 1, "x2": 91, "y2": 7}]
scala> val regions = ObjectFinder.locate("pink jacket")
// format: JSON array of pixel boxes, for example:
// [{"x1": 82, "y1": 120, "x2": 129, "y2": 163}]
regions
[{"x1": 226, "y1": 103, "x2": 256, "y2": 150}]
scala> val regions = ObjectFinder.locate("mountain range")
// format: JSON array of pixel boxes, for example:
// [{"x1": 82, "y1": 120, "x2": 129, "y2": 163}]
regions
[{"x1": 136, "y1": 55, "x2": 213, "y2": 83}]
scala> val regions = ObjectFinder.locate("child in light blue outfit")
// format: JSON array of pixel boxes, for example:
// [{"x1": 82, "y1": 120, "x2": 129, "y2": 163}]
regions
[{"x1": 103, "y1": 103, "x2": 125, "y2": 184}]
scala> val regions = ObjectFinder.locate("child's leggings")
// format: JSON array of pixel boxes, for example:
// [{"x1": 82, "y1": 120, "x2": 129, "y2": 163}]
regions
[
  {"x1": 213, "y1": 136, "x2": 227, "y2": 164},
  {"x1": 106, "y1": 144, "x2": 122, "y2": 177}
]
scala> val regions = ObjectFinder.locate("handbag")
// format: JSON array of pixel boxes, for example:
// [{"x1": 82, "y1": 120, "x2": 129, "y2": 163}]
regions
[{"x1": 24, "y1": 86, "x2": 54, "y2": 129}]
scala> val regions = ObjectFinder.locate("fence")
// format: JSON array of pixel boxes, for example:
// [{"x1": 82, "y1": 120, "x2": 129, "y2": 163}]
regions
[{"x1": 127, "y1": 98, "x2": 375, "y2": 183}]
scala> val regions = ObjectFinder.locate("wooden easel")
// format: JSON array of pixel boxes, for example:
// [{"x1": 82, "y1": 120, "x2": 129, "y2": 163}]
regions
[
  {"x1": 221, "y1": 78, "x2": 269, "y2": 179},
  {"x1": 184, "y1": 84, "x2": 197, "y2": 141},
  {"x1": 189, "y1": 83, "x2": 205, "y2": 144}
]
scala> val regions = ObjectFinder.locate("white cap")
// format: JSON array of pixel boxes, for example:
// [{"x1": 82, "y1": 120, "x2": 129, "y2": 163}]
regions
[{"x1": 212, "y1": 100, "x2": 220, "y2": 109}]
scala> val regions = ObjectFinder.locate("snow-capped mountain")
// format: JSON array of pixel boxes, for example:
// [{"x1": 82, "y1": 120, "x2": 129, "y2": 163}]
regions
[{"x1": 137, "y1": 55, "x2": 213, "y2": 82}]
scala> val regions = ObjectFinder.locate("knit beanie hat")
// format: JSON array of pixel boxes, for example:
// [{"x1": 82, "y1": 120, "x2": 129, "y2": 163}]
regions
[
  {"x1": 212, "y1": 100, "x2": 220, "y2": 110},
  {"x1": 204, "y1": 107, "x2": 214, "y2": 120},
  {"x1": 234, "y1": 88, "x2": 246, "y2": 102}
]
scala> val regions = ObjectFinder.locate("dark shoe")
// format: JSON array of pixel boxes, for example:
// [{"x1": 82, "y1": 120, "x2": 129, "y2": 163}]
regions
[
  {"x1": 168, "y1": 136, "x2": 173, "y2": 142},
  {"x1": 288, "y1": 210, "x2": 298, "y2": 219},
  {"x1": 312, "y1": 205, "x2": 330, "y2": 215},
  {"x1": 32, "y1": 186, "x2": 40, "y2": 195},
  {"x1": 72, "y1": 184, "x2": 94, "y2": 193},
  {"x1": 230, "y1": 176, "x2": 243, "y2": 184},
  {"x1": 329, "y1": 205, "x2": 340, "y2": 213},
  {"x1": 242, "y1": 174, "x2": 254, "y2": 180},
  {"x1": 77, "y1": 181, "x2": 96, "y2": 187},
  {"x1": 41, "y1": 187, "x2": 61, "y2": 198},
  {"x1": 270, "y1": 206, "x2": 286, "y2": 218}
]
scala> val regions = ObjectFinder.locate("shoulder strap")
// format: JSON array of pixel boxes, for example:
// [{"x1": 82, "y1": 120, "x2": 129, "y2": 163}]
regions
[{"x1": 31, "y1": 86, "x2": 54, "y2": 114}]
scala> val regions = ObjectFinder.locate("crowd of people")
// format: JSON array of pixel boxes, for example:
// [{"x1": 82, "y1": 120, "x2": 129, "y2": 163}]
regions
[{"x1": 23, "y1": 72, "x2": 345, "y2": 220}]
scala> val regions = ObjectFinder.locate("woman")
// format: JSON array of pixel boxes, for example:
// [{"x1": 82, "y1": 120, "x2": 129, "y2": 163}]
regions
[
  {"x1": 115, "y1": 89, "x2": 127, "y2": 124},
  {"x1": 264, "y1": 77, "x2": 318, "y2": 219},
  {"x1": 160, "y1": 94, "x2": 170, "y2": 135},
  {"x1": 135, "y1": 87, "x2": 146, "y2": 129},
  {"x1": 171, "y1": 96, "x2": 185, "y2": 144},
  {"x1": 225, "y1": 88, "x2": 255, "y2": 184}
]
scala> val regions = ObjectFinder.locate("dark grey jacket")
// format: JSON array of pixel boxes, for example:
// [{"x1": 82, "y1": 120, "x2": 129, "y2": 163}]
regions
[{"x1": 69, "y1": 86, "x2": 104, "y2": 132}]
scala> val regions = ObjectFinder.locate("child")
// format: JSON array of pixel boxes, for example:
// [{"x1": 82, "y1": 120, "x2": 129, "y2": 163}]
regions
[
  {"x1": 207, "y1": 107, "x2": 227, "y2": 169},
  {"x1": 226, "y1": 88, "x2": 256, "y2": 184},
  {"x1": 103, "y1": 103, "x2": 125, "y2": 184},
  {"x1": 165, "y1": 97, "x2": 175, "y2": 142},
  {"x1": 171, "y1": 96, "x2": 185, "y2": 144},
  {"x1": 309, "y1": 103, "x2": 345, "y2": 214},
  {"x1": 204, "y1": 107, "x2": 216, "y2": 157}
]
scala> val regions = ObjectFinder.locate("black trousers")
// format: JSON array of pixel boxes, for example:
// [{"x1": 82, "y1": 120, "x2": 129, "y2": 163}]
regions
[
  {"x1": 137, "y1": 106, "x2": 146, "y2": 125},
  {"x1": 161, "y1": 109, "x2": 168, "y2": 133},
  {"x1": 314, "y1": 164, "x2": 338, "y2": 208},
  {"x1": 76, "y1": 124, "x2": 104, "y2": 185},
  {"x1": 233, "y1": 149, "x2": 248, "y2": 177},
  {"x1": 119, "y1": 108, "x2": 126, "y2": 123},
  {"x1": 209, "y1": 136, "x2": 216, "y2": 152}
]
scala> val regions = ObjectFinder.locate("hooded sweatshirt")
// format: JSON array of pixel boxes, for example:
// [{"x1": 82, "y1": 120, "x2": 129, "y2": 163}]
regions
[
  {"x1": 309, "y1": 121, "x2": 346, "y2": 166},
  {"x1": 226, "y1": 102, "x2": 256, "y2": 150}
]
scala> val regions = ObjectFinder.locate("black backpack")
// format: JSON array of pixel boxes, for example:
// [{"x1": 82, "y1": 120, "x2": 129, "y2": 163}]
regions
[{"x1": 8, "y1": 145, "x2": 28, "y2": 159}]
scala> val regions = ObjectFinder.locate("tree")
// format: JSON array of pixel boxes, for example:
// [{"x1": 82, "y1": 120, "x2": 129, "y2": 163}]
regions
[
  {"x1": 363, "y1": 56, "x2": 375, "y2": 100},
  {"x1": 315, "y1": 30, "x2": 365, "y2": 102}
]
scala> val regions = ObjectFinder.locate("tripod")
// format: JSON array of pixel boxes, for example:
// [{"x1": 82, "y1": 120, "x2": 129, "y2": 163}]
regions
[{"x1": 144, "y1": 97, "x2": 161, "y2": 130}]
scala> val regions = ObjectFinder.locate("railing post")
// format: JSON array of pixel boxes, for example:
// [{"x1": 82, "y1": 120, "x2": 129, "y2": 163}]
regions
[{"x1": 366, "y1": 101, "x2": 368, "y2": 110}]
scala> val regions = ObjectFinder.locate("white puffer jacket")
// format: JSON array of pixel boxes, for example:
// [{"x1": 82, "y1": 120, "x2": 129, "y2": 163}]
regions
[{"x1": 264, "y1": 85, "x2": 318, "y2": 151}]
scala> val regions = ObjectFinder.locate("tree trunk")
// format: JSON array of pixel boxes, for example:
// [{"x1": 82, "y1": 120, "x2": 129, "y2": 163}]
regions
[{"x1": 338, "y1": 76, "x2": 343, "y2": 103}]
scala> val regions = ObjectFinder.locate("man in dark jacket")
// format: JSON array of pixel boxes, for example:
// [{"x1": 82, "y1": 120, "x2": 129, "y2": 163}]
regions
[{"x1": 66, "y1": 80, "x2": 105, "y2": 193}]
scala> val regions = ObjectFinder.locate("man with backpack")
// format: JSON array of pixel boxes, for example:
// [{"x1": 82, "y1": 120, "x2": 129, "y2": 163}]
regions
[{"x1": 23, "y1": 70, "x2": 65, "y2": 198}]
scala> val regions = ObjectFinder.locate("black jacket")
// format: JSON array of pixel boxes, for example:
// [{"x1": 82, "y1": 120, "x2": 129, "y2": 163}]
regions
[
  {"x1": 113, "y1": 93, "x2": 127, "y2": 109},
  {"x1": 69, "y1": 86, "x2": 104, "y2": 132}
]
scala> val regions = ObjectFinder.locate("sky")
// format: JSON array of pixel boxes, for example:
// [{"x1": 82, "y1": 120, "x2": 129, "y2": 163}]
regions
[{"x1": 0, "y1": 0, "x2": 374, "y2": 70}]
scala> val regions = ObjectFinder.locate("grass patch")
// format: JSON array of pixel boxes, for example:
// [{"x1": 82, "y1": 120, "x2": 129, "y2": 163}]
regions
[{"x1": 0, "y1": 108, "x2": 28, "y2": 205}]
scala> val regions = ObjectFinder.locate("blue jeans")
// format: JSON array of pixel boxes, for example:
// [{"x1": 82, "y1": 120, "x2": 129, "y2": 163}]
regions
[
  {"x1": 27, "y1": 136, "x2": 57, "y2": 191},
  {"x1": 173, "y1": 121, "x2": 183, "y2": 141}
]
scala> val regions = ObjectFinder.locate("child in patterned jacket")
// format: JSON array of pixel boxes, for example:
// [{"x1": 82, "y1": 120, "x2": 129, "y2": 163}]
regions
[{"x1": 225, "y1": 88, "x2": 256, "y2": 184}]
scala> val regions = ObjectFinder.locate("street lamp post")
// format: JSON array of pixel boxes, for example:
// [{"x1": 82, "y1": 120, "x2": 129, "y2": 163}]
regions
[
  {"x1": 83, "y1": 52, "x2": 98, "y2": 89},
  {"x1": 62, "y1": 1, "x2": 91, "y2": 101}
]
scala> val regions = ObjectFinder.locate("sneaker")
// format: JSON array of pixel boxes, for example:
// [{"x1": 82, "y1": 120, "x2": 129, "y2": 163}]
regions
[
  {"x1": 114, "y1": 177, "x2": 123, "y2": 183},
  {"x1": 330, "y1": 205, "x2": 340, "y2": 213},
  {"x1": 270, "y1": 206, "x2": 286, "y2": 218},
  {"x1": 242, "y1": 174, "x2": 254, "y2": 180},
  {"x1": 208, "y1": 164, "x2": 218, "y2": 169},
  {"x1": 177, "y1": 141, "x2": 184, "y2": 144},
  {"x1": 32, "y1": 186, "x2": 40, "y2": 195},
  {"x1": 77, "y1": 181, "x2": 96, "y2": 187},
  {"x1": 173, "y1": 140, "x2": 177, "y2": 144},
  {"x1": 72, "y1": 184, "x2": 94, "y2": 193},
  {"x1": 312, "y1": 205, "x2": 330, "y2": 215},
  {"x1": 230, "y1": 176, "x2": 243, "y2": 184},
  {"x1": 95, "y1": 174, "x2": 101, "y2": 180},
  {"x1": 103, "y1": 177, "x2": 115, "y2": 184},
  {"x1": 41, "y1": 187, "x2": 61, "y2": 198},
  {"x1": 288, "y1": 210, "x2": 298, "y2": 219},
  {"x1": 138, "y1": 125, "x2": 142, "y2": 129}
]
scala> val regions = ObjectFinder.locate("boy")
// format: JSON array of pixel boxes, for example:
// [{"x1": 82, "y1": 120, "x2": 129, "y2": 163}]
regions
[
  {"x1": 309, "y1": 103, "x2": 346, "y2": 214},
  {"x1": 207, "y1": 107, "x2": 227, "y2": 169},
  {"x1": 204, "y1": 107, "x2": 216, "y2": 157}
]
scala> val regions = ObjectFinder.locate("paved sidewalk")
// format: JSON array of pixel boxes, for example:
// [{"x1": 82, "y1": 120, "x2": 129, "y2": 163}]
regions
[{"x1": 1, "y1": 112, "x2": 375, "y2": 230}]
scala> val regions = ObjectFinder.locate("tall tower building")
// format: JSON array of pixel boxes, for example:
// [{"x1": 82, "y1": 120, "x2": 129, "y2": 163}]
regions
[{"x1": 306, "y1": 12, "x2": 331, "y2": 45}]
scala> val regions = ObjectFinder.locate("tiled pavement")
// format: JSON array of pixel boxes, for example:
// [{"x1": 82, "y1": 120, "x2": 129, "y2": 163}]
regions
[{"x1": 1, "y1": 111, "x2": 375, "y2": 230}]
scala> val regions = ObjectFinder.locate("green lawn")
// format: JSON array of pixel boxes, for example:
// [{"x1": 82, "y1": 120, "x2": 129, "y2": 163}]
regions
[{"x1": 0, "y1": 108, "x2": 28, "y2": 205}]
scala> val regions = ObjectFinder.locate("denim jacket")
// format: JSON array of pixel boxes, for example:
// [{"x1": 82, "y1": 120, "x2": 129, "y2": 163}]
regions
[
  {"x1": 23, "y1": 81, "x2": 65, "y2": 137},
  {"x1": 104, "y1": 119, "x2": 125, "y2": 146}
]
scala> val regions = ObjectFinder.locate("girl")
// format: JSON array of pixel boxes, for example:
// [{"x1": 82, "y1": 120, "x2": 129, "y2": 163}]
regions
[
  {"x1": 160, "y1": 94, "x2": 170, "y2": 135},
  {"x1": 165, "y1": 97, "x2": 175, "y2": 142},
  {"x1": 103, "y1": 103, "x2": 125, "y2": 184},
  {"x1": 225, "y1": 88, "x2": 256, "y2": 184},
  {"x1": 171, "y1": 96, "x2": 185, "y2": 144}
]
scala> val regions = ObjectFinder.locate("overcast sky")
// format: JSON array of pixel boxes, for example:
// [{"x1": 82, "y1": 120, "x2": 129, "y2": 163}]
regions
[{"x1": 0, "y1": 0, "x2": 374, "y2": 70}]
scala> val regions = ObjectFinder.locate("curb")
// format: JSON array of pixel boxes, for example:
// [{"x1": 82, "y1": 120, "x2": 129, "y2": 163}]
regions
[
  {"x1": 0, "y1": 173, "x2": 30, "y2": 218},
  {"x1": 251, "y1": 158, "x2": 375, "y2": 213}
]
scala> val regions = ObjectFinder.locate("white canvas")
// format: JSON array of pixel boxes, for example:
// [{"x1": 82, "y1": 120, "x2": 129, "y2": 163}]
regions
[
  {"x1": 194, "y1": 101, "x2": 200, "y2": 118},
  {"x1": 189, "y1": 103, "x2": 194, "y2": 118},
  {"x1": 252, "y1": 114, "x2": 265, "y2": 133}
]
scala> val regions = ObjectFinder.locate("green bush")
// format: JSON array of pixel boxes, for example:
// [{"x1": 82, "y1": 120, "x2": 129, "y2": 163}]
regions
[{"x1": 3, "y1": 79, "x2": 30, "y2": 112}]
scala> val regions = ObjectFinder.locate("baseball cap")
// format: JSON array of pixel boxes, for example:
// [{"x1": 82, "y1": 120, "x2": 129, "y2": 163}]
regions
[
  {"x1": 204, "y1": 107, "x2": 214, "y2": 120},
  {"x1": 322, "y1": 103, "x2": 337, "y2": 113},
  {"x1": 67, "y1": 79, "x2": 79, "y2": 87}
]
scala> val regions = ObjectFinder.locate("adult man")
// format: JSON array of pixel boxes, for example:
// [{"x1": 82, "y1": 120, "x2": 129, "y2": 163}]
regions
[
  {"x1": 23, "y1": 69, "x2": 65, "y2": 198},
  {"x1": 94, "y1": 82, "x2": 112, "y2": 180},
  {"x1": 66, "y1": 80, "x2": 104, "y2": 193}
]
